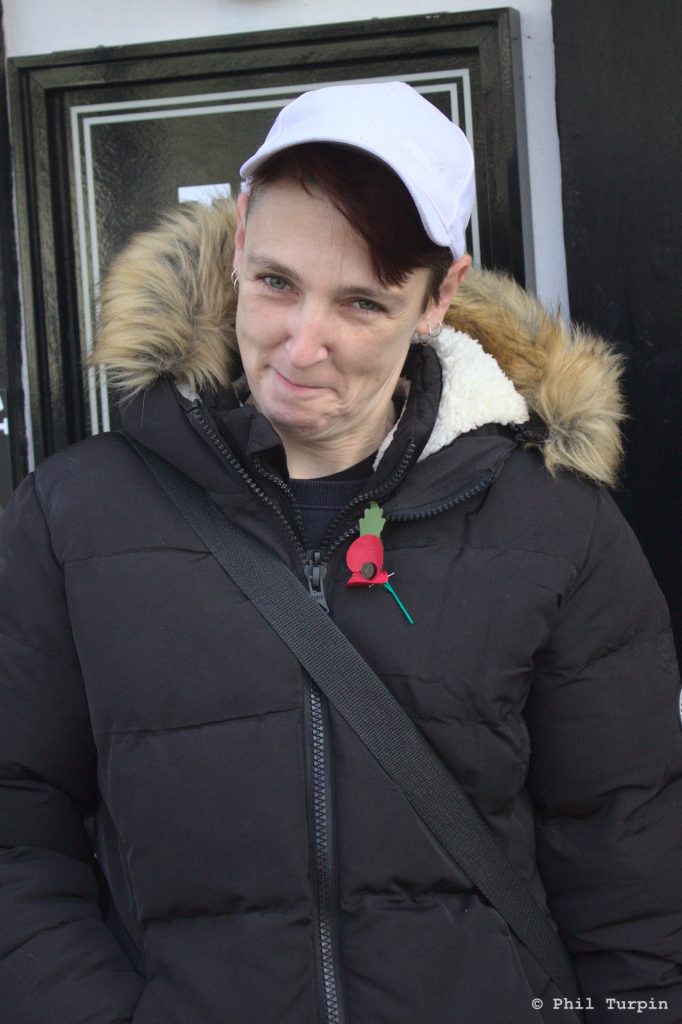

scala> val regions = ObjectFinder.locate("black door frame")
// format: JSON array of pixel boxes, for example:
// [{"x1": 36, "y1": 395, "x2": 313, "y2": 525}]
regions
[
  {"x1": 7, "y1": 9, "x2": 529, "y2": 473},
  {"x1": 0, "y1": 0, "x2": 25, "y2": 504}
]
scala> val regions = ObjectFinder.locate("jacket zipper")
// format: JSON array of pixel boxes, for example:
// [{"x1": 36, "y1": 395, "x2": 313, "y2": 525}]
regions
[
  {"x1": 304, "y1": 550, "x2": 329, "y2": 612},
  {"x1": 190, "y1": 406, "x2": 344, "y2": 1024},
  {"x1": 385, "y1": 469, "x2": 495, "y2": 524},
  {"x1": 309, "y1": 684, "x2": 344, "y2": 1024},
  {"x1": 318, "y1": 440, "x2": 417, "y2": 561},
  {"x1": 250, "y1": 442, "x2": 420, "y2": 607},
  {"x1": 190, "y1": 408, "x2": 307, "y2": 563},
  {"x1": 250, "y1": 454, "x2": 330, "y2": 611}
]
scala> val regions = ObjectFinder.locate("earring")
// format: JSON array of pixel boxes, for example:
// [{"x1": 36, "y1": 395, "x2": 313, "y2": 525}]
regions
[
  {"x1": 412, "y1": 320, "x2": 443, "y2": 346},
  {"x1": 231, "y1": 268, "x2": 240, "y2": 293}
]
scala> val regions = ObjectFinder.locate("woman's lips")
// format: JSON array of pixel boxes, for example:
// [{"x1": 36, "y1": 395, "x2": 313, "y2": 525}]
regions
[{"x1": 273, "y1": 368, "x2": 328, "y2": 392}]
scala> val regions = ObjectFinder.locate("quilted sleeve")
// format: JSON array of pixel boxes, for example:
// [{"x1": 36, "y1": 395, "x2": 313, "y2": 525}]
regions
[
  {"x1": 525, "y1": 487, "x2": 682, "y2": 1021},
  {"x1": 0, "y1": 475, "x2": 145, "y2": 1023}
]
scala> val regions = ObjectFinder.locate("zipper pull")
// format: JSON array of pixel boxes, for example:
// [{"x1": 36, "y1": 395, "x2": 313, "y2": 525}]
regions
[{"x1": 304, "y1": 551, "x2": 329, "y2": 613}]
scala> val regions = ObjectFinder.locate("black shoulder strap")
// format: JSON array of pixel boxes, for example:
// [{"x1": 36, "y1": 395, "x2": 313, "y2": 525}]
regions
[{"x1": 125, "y1": 434, "x2": 582, "y2": 1008}]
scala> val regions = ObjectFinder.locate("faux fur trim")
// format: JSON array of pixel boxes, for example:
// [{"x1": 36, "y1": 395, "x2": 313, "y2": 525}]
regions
[
  {"x1": 93, "y1": 199, "x2": 625, "y2": 486},
  {"x1": 446, "y1": 271, "x2": 625, "y2": 487},
  {"x1": 94, "y1": 200, "x2": 239, "y2": 397}
]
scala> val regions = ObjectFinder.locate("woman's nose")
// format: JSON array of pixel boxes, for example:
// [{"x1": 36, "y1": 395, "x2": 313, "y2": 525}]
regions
[{"x1": 285, "y1": 303, "x2": 330, "y2": 366}]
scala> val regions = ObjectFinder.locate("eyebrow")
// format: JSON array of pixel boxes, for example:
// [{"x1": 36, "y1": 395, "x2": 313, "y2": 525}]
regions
[
  {"x1": 246, "y1": 251, "x2": 404, "y2": 308},
  {"x1": 246, "y1": 253, "x2": 299, "y2": 282}
]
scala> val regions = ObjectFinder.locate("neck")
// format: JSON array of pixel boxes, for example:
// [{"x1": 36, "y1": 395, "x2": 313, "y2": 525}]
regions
[{"x1": 282, "y1": 404, "x2": 396, "y2": 479}]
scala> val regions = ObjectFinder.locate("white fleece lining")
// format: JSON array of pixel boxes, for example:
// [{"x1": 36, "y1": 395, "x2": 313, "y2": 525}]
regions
[
  {"x1": 375, "y1": 328, "x2": 528, "y2": 469},
  {"x1": 419, "y1": 328, "x2": 528, "y2": 460}
]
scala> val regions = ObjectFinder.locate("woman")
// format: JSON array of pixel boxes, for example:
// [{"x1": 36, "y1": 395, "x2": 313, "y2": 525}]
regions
[{"x1": 0, "y1": 82, "x2": 680, "y2": 1023}]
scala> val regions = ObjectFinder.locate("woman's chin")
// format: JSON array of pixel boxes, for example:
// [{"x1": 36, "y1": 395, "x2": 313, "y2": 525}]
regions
[
  {"x1": 258, "y1": 393, "x2": 334, "y2": 439},
  {"x1": 265, "y1": 406, "x2": 329, "y2": 442}
]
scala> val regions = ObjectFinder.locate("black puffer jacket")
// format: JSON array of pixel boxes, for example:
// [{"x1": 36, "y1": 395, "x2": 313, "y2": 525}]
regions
[{"x1": 1, "y1": 202, "x2": 681, "y2": 1024}]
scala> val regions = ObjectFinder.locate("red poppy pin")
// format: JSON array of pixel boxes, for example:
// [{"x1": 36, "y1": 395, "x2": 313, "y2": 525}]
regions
[{"x1": 345, "y1": 502, "x2": 413, "y2": 624}]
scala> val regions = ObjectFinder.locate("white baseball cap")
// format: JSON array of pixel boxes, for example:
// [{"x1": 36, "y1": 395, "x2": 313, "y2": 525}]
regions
[{"x1": 240, "y1": 81, "x2": 476, "y2": 259}]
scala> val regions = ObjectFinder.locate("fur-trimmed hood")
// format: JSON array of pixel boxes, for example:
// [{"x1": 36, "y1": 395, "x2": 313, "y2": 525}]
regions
[{"x1": 93, "y1": 199, "x2": 625, "y2": 487}]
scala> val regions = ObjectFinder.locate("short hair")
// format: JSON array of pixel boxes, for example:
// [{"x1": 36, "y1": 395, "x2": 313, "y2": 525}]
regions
[{"x1": 246, "y1": 143, "x2": 454, "y2": 308}]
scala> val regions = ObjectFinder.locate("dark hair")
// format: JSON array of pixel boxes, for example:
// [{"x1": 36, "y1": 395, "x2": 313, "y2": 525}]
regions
[{"x1": 247, "y1": 143, "x2": 453, "y2": 308}]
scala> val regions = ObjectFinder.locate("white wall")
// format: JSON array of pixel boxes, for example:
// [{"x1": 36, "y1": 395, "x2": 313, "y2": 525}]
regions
[{"x1": 3, "y1": 0, "x2": 568, "y2": 311}]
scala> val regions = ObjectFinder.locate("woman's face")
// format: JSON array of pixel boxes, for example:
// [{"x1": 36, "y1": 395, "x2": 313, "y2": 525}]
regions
[{"x1": 232, "y1": 179, "x2": 463, "y2": 460}]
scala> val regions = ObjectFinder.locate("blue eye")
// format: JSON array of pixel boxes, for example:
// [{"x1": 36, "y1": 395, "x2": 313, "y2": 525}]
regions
[
  {"x1": 353, "y1": 298, "x2": 379, "y2": 312},
  {"x1": 263, "y1": 275, "x2": 289, "y2": 291}
]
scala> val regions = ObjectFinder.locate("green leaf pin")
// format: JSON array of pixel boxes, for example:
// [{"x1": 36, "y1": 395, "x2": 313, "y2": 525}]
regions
[{"x1": 358, "y1": 501, "x2": 386, "y2": 538}]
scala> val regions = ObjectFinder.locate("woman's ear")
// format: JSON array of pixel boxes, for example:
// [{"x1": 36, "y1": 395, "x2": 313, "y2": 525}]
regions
[
  {"x1": 233, "y1": 190, "x2": 250, "y2": 272},
  {"x1": 434, "y1": 254, "x2": 471, "y2": 319},
  {"x1": 416, "y1": 254, "x2": 471, "y2": 334}
]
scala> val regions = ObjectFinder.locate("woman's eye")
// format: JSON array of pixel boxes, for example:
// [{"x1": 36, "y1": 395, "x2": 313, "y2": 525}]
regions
[
  {"x1": 353, "y1": 298, "x2": 379, "y2": 312},
  {"x1": 262, "y1": 275, "x2": 289, "y2": 291}
]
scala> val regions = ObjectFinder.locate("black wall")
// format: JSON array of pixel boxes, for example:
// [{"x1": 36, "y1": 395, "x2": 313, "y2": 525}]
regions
[{"x1": 553, "y1": 0, "x2": 682, "y2": 656}]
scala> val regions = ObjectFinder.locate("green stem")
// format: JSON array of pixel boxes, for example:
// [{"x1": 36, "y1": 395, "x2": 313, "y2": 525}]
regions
[{"x1": 384, "y1": 582, "x2": 414, "y2": 624}]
